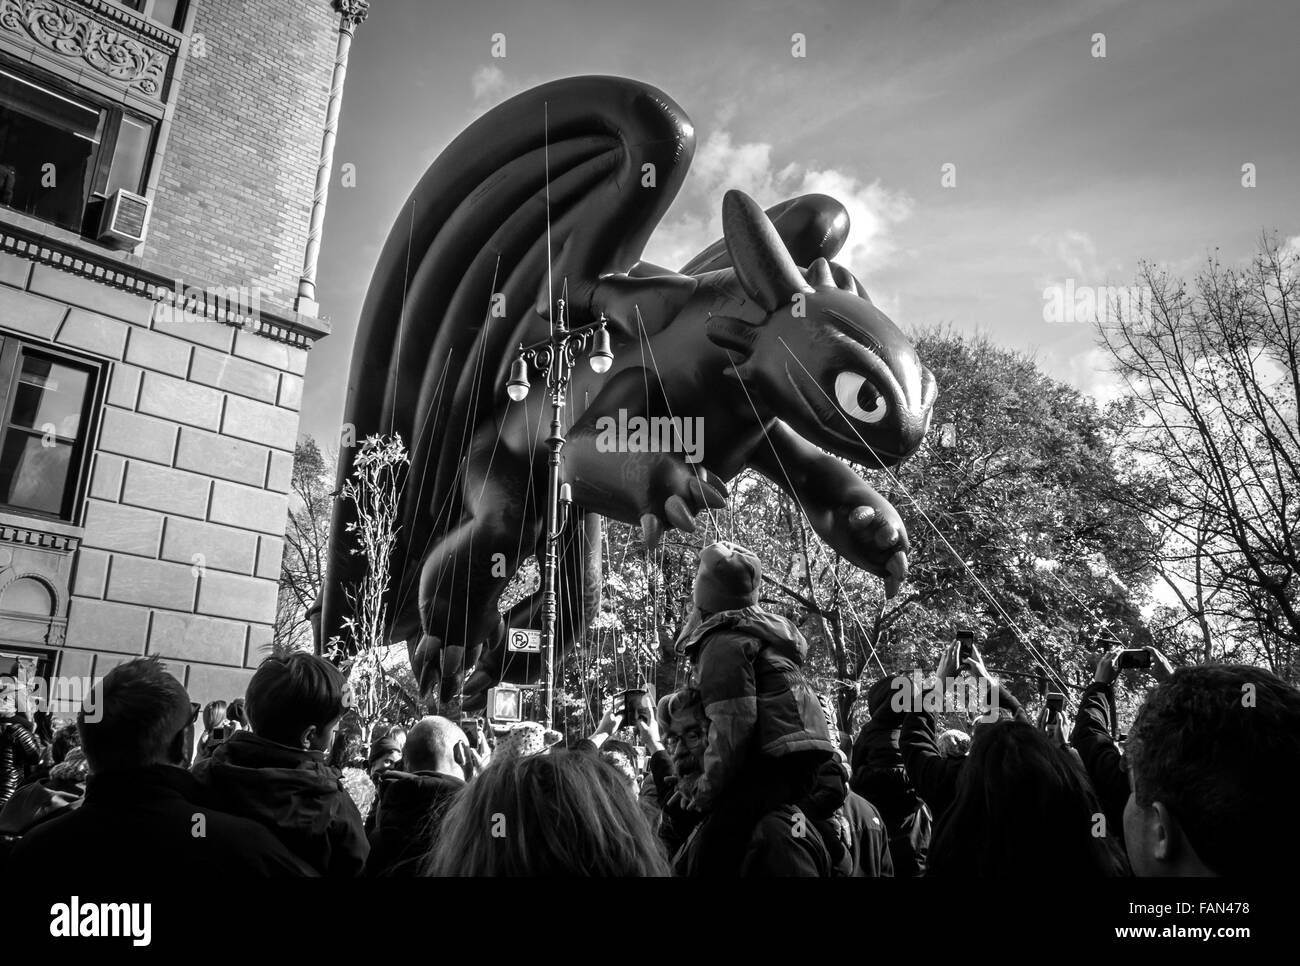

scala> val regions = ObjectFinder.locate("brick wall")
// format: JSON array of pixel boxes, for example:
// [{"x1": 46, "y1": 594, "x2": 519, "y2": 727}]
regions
[
  {"x1": 0, "y1": 254, "x2": 307, "y2": 704},
  {"x1": 145, "y1": 0, "x2": 340, "y2": 313}
]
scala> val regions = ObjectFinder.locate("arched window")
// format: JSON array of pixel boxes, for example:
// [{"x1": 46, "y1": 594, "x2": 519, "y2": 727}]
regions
[{"x1": 0, "y1": 576, "x2": 54, "y2": 617}]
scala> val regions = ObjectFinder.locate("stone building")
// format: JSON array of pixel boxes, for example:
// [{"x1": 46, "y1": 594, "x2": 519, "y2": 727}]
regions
[{"x1": 0, "y1": 0, "x2": 360, "y2": 707}]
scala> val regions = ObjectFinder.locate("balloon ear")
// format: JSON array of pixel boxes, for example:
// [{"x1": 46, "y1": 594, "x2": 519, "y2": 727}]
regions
[{"x1": 722, "y1": 189, "x2": 813, "y2": 313}]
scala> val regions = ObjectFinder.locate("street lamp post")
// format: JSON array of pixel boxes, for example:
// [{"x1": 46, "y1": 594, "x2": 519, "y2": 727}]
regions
[{"x1": 505, "y1": 299, "x2": 612, "y2": 728}]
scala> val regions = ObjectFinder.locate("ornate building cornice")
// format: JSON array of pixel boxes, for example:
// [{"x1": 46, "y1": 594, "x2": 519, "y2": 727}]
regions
[
  {"x1": 0, "y1": 521, "x2": 79, "y2": 554},
  {"x1": 0, "y1": 0, "x2": 182, "y2": 101},
  {"x1": 0, "y1": 220, "x2": 330, "y2": 347}
]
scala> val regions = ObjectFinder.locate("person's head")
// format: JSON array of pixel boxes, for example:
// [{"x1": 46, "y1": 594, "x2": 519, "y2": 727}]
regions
[
  {"x1": 49, "y1": 748, "x2": 89, "y2": 789},
  {"x1": 937, "y1": 729, "x2": 971, "y2": 758},
  {"x1": 245, "y1": 652, "x2": 347, "y2": 752},
  {"x1": 51, "y1": 722, "x2": 81, "y2": 764},
  {"x1": 368, "y1": 729, "x2": 405, "y2": 779},
  {"x1": 201, "y1": 700, "x2": 228, "y2": 734},
  {"x1": 598, "y1": 738, "x2": 639, "y2": 798},
  {"x1": 77, "y1": 657, "x2": 199, "y2": 775},
  {"x1": 658, "y1": 688, "x2": 708, "y2": 796},
  {"x1": 494, "y1": 721, "x2": 561, "y2": 763},
  {"x1": 928, "y1": 720, "x2": 1129, "y2": 878},
  {"x1": 226, "y1": 697, "x2": 248, "y2": 727},
  {"x1": 404, "y1": 716, "x2": 470, "y2": 779},
  {"x1": 693, "y1": 540, "x2": 762, "y2": 614},
  {"x1": 425, "y1": 751, "x2": 669, "y2": 876},
  {"x1": 1124, "y1": 665, "x2": 1300, "y2": 877}
]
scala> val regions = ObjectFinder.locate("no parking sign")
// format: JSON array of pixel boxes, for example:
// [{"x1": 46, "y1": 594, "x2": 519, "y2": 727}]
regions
[{"x1": 507, "y1": 627, "x2": 541, "y2": 653}]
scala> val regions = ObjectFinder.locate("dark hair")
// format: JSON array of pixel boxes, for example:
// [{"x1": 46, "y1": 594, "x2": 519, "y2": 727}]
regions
[
  {"x1": 424, "y1": 751, "x2": 670, "y2": 876},
  {"x1": 656, "y1": 687, "x2": 705, "y2": 732},
  {"x1": 51, "y1": 722, "x2": 81, "y2": 764},
  {"x1": 245, "y1": 652, "x2": 346, "y2": 747},
  {"x1": 78, "y1": 657, "x2": 192, "y2": 774},
  {"x1": 928, "y1": 721, "x2": 1129, "y2": 877},
  {"x1": 226, "y1": 697, "x2": 248, "y2": 726},
  {"x1": 1127, "y1": 664, "x2": 1300, "y2": 876}
]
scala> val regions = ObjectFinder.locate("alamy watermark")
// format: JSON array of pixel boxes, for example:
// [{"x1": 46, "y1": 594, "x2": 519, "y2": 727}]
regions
[
  {"x1": 0, "y1": 673, "x2": 103, "y2": 722},
  {"x1": 889, "y1": 671, "x2": 1002, "y2": 720},
  {"x1": 595, "y1": 409, "x2": 705, "y2": 464},
  {"x1": 154, "y1": 276, "x2": 268, "y2": 327},
  {"x1": 1042, "y1": 279, "x2": 1152, "y2": 327}
]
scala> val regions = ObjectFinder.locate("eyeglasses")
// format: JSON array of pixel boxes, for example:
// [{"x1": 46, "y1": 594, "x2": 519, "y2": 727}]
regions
[{"x1": 664, "y1": 727, "x2": 705, "y2": 751}]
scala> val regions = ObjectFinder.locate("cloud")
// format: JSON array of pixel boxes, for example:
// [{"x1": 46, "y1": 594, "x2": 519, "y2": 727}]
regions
[
  {"x1": 471, "y1": 65, "x2": 521, "y2": 111},
  {"x1": 1054, "y1": 345, "x2": 1128, "y2": 408},
  {"x1": 1031, "y1": 229, "x2": 1116, "y2": 289},
  {"x1": 643, "y1": 129, "x2": 912, "y2": 288}
]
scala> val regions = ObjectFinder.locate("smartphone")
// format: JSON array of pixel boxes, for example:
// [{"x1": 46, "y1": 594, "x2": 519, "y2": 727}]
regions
[
  {"x1": 1045, "y1": 692, "x2": 1065, "y2": 714},
  {"x1": 614, "y1": 688, "x2": 650, "y2": 729},
  {"x1": 1115, "y1": 648, "x2": 1152, "y2": 670},
  {"x1": 461, "y1": 717, "x2": 481, "y2": 745},
  {"x1": 955, "y1": 629, "x2": 975, "y2": 669}
]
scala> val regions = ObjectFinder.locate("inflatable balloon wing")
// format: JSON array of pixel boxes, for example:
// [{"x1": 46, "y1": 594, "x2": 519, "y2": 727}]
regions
[{"x1": 318, "y1": 76, "x2": 937, "y2": 707}]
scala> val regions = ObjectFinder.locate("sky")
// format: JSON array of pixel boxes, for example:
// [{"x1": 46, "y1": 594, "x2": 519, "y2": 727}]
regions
[{"x1": 302, "y1": 0, "x2": 1300, "y2": 445}]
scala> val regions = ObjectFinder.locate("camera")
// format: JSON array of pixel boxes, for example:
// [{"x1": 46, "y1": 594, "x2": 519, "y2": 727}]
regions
[{"x1": 1115, "y1": 648, "x2": 1152, "y2": 670}]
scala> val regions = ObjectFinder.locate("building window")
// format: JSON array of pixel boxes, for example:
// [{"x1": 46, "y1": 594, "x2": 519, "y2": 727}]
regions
[
  {"x1": 0, "y1": 65, "x2": 156, "y2": 237},
  {"x1": 111, "y1": 0, "x2": 189, "y2": 30},
  {"x1": 0, "y1": 337, "x2": 101, "y2": 522}
]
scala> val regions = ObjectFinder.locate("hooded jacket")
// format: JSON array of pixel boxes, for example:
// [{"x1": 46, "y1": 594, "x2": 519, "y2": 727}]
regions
[
  {"x1": 190, "y1": 730, "x2": 368, "y2": 877},
  {"x1": 365, "y1": 769, "x2": 464, "y2": 877},
  {"x1": 678, "y1": 606, "x2": 836, "y2": 812}
]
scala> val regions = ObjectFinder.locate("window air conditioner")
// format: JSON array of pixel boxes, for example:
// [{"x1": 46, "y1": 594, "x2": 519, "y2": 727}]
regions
[{"x1": 97, "y1": 189, "x2": 151, "y2": 248}]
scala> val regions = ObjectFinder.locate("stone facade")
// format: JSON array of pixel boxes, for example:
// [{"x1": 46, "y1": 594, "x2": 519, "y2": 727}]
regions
[{"x1": 0, "y1": 0, "x2": 340, "y2": 706}]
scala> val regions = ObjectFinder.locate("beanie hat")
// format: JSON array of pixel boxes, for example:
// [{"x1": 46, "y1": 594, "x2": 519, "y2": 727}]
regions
[{"x1": 693, "y1": 541, "x2": 762, "y2": 613}]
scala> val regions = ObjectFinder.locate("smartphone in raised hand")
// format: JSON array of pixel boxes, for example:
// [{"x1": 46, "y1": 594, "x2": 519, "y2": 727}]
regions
[
  {"x1": 955, "y1": 630, "x2": 975, "y2": 672},
  {"x1": 1115, "y1": 649, "x2": 1152, "y2": 671}
]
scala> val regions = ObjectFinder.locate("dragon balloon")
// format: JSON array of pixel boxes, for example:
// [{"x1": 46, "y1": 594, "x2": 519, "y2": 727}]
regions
[{"x1": 318, "y1": 76, "x2": 937, "y2": 707}]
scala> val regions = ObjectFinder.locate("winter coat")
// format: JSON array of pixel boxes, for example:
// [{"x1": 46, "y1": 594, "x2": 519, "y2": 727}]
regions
[
  {"x1": 0, "y1": 773, "x2": 85, "y2": 838},
  {"x1": 1069, "y1": 682, "x2": 1129, "y2": 844},
  {"x1": 827, "y1": 791, "x2": 895, "y2": 877},
  {"x1": 5, "y1": 765, "x2": 316, "y2": 877},
  {"x1": 365, "y1": 770, "x2": 464, "y2": 877},
  {"x1": 678, "y1": 606, "x2": 836, "y2": 811},
  {"x1": 740, "y1": 804, "x2": 833, "y2": 876},
  {"x1": 190, "y1": 730, "x2": 368, "y2": 877},
  {"x1": 0, "y1": 717, "x2": 42, "y2": 810},
  {"x1": 900, "y1": 682, "x2": 1027, "y2": 821}
]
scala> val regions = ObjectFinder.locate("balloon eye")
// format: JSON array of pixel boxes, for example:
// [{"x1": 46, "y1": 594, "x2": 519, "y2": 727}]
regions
[{"x1": 834, "y1": 371, "x2": 887, "y2": 424}]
